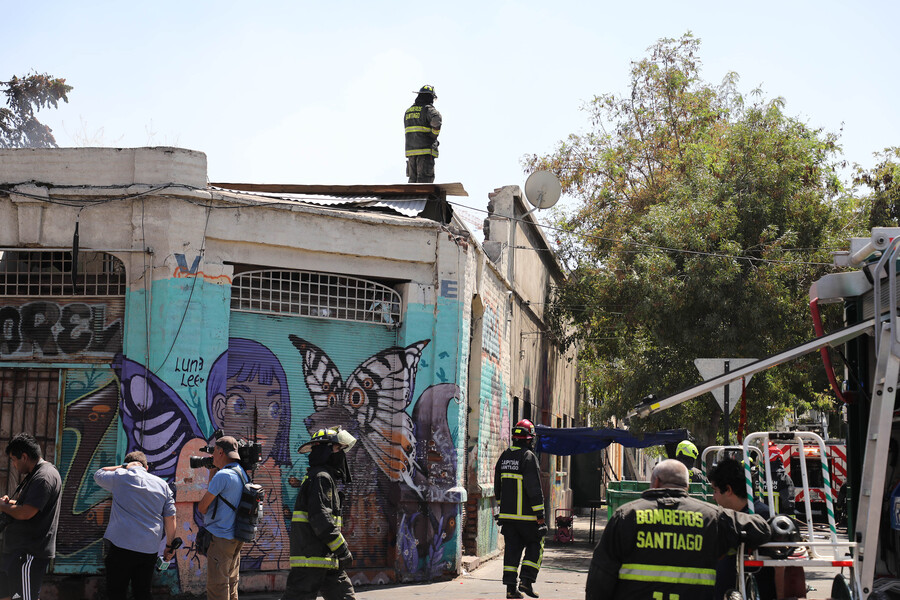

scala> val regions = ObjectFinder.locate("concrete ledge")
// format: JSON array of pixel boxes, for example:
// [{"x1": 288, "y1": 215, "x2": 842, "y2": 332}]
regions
[{"x1": 0, "y1": 147, "x2": 207, "y2": 188}]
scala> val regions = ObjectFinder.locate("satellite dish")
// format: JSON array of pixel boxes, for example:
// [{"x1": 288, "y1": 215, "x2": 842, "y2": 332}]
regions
[{"x1": 524, "y1": 170, "x2": 561, "y2": 210}]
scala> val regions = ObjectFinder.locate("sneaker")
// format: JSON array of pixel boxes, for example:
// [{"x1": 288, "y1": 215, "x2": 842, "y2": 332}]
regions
[
  {"x1": 506, "y1": 584, "x2": 524, "y2": 599},
  {"x1": 519, "y1": 581, "x2": 540, "y2": 598}
]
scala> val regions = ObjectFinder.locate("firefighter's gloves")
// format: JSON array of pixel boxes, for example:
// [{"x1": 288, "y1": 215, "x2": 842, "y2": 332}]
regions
[
  {"x1": 336, "y1": 546, "x2": 353, "y2": 570},
  {"x1": 536, "y1": 517, "x2": 548, "y2": 538}
]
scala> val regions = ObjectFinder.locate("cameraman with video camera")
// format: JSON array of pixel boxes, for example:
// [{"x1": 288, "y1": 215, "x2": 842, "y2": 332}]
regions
[{"x1": 198, "y1": 436, "x2": 248, "y2": 600}]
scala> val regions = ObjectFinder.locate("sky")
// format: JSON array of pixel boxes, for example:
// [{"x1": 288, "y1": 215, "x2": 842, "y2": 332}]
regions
[{"x1": 5, "y1": 1, "x2": 899, "y2": 230}]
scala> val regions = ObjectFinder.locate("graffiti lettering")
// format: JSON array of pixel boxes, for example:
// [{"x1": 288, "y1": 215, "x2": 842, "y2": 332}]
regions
[
  {"x1": 0, "y1": 301, "x2": 122, "y2": 357},
  {"x1": 175, "y1": 356, "x2": 205, "y2": 388}
]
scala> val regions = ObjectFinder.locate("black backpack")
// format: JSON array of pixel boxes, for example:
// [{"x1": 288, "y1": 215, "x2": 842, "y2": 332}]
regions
[{"x1": 216, "y1": 467, "x2": 264, "y2": 543}]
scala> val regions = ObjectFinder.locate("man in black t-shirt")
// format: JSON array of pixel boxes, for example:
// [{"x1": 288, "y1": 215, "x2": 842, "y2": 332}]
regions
[{"x1": 0, "y1": 433, "x2": 62, "y2": 600}]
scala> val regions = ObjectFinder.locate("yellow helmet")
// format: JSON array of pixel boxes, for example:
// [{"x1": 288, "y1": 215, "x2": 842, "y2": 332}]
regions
[{"x1": 676, "y1": 440, "x2": 699, "y2": 459}]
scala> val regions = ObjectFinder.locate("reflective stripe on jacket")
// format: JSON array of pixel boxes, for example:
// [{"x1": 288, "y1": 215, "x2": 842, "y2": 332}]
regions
[
  {"x1": 288, "y1": 467, "x2": 347, "y2": 570},
  {"x1": 494, "y1": 445, "x2": 544, "y2": 523},
  {"x1": 404, "y1": 104, "x2": 441, "y2": 157}
]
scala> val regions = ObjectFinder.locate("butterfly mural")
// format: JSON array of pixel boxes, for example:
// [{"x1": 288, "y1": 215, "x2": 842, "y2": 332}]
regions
[
  {"x1": 289, "y1": 336, "x2": 462, "y2": 578},
  {"x1": 289, "y1": 335, "x2": 429, "y2": 494}
]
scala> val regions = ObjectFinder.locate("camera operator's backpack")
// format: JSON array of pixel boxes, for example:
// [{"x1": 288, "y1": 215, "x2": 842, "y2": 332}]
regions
[{"x1": 216, "y1": 468, "x2": 264, "y2": 543}]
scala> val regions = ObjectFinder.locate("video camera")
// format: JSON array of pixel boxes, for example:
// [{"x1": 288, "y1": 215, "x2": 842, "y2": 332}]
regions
[{"x1": 189, "y1": 429, "x2": 263, "y2": 470}]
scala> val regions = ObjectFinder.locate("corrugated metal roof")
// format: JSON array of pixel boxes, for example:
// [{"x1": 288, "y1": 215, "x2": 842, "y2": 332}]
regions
[{"x1": 208, "y1": 186, "x2": 429, "y2": 217}]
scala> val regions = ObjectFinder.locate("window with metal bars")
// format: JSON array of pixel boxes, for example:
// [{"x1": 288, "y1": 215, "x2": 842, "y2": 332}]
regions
[
  {"x1": 230, "y1": 269, "x2": 402, "y2": 327},
  {"x1": 0, "y1": 368, "x2": 59, "y2": 496},
  {"x1": 0, "y1": 250, "x2": 126, "y2": 297}
]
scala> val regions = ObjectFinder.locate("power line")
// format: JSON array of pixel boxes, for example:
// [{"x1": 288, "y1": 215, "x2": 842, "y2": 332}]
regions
[{"x1": 451, "y1": 200, "x2": 838, "y2": 267}]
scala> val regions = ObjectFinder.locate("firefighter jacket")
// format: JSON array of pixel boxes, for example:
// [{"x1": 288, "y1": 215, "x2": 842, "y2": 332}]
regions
[
  {"x1": 494, "y1": 444, "x2": 544, "y2": 523},
  {"x1": 585, "y1": 488, "x2": 771, "y2": 600},
  {"x1": 689, "y1": 466, "x2": 709, "y2": 485},
  {"x1": 289, "y1": 465, "x2": 348, "y2": 569},
  {"x1": 770, "y1": 464, "x2": 795, "y2": 514},
  {"x1": 404, "y1": 103, "x2": 442, "y2": 158}
]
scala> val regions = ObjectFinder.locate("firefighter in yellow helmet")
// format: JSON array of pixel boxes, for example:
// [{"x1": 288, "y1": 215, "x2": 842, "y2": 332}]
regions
[
  {"x1": 675, "y1": 440, "x2": 709, "y2": 485},
  {"x1": 282, "y1": 427, "x2": 358, "y2": 600},
  {"x1": 404, "y1": 85, "x2": 442, "y2": 183}
]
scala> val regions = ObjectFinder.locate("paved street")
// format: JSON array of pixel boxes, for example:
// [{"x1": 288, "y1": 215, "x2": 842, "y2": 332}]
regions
[{"x1": 243, "y1": 508, "x2": 847, "y2": 600}]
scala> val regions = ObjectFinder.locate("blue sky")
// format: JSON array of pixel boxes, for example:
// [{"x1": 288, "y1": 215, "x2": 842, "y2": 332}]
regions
[{"x1": 5, "y1": 1, "x2": 898, "y2": 226}]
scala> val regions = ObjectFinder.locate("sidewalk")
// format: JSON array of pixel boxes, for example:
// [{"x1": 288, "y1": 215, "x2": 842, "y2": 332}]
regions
[{"x1": 244, "y1": 509, "x2": 601, "y2": 600}]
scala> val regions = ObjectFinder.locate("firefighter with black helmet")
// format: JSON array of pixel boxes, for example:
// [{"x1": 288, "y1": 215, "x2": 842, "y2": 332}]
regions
[
  {"x1": 586, "y1": 459, "x2": 771, "y2": 600},
  {"x1": 494, "y1": 419, "x2": 545, "y2": 599},
  {"x1": 675, "y1": 439, "x2": 709, "y2": 485},
  {"x1": 282, "y1": 427, "x2": 358, "y2": 600},
  {"x1": 404, "y1": 84, "x2": 442, "y2": 183}
]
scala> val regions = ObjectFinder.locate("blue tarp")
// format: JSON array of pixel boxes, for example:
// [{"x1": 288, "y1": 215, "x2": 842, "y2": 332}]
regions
[{"x1": 534, "y1": 425, "x2": 689, "y2": 456}]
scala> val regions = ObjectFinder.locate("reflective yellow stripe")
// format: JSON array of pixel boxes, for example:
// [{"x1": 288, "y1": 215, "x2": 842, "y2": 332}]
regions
[
  {"x1": 531, "y1": 504, "x2": 544, "y2": 512},
  {"x1": 501, "y1": 473, "x2": 524, "y2": 479},
  {"x1": 327, "y1": 533, "x2": 346, "y2": 552},
  {"x1": 405, "y1": 148, "x2": 437, "y2": 157},
  {"x1": 498, "y1": 513, "x2": 537, "y2": 521},
  {"x1": 504, "y1": 566, "x2": 518, "y2": 572},
  {"x1": 290, "y1": 555, "x2": 339, "y2": 569},
  {"x1": 405, "y1": 126, "x2": 433, "y2": 133},
  {"x1": 619, "y1": 563, "x2": 715, "y2": 586},
  {"x1": 292, "y1": 510, "x2": 342, "y2": 528},
  {"x1": 431, "y1": 128, "x2": 440, "y2": 135}
]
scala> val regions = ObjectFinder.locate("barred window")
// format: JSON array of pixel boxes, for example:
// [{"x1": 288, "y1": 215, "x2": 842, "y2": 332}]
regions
[
  {"x1": 231, "y1": 269, "x2": 401, "y2": 327},
  {"x1": 0, "y1": 250, "x2": 126, "y2": 297}
]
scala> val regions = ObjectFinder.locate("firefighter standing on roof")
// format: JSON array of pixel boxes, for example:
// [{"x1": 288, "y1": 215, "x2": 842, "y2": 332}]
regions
[
  {"x1": 281, "y1": 427, "x2": 358, "y2": 600},
  {"x1": 404, "y1": 84, "x2": 441, "y2": 183},
  {"x1": 494, "y1": 419, "x2": 546, "y2": 599}
]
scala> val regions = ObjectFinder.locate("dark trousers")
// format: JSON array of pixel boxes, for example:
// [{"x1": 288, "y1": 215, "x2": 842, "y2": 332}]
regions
[
  {"x1": 0, "y1": 552, "x2": 50, "y2": 600},
  {"x1": 406, "y1": 155, "x2": 435, "y2": 183},
  {"x1": 501, "y1": 521, "x2": 544, "y2": 585},
  {"x1": 281, "y1": 567, "x2": 357, "y2": 600},
  {"x1": 104, "y1": 541, "x2": 157, "y2": 600}
]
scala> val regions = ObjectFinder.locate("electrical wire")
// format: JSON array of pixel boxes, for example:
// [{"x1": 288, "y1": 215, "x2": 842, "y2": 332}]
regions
[{"x1": 452, "y1": 200, "x2": 838, "y2": 267}]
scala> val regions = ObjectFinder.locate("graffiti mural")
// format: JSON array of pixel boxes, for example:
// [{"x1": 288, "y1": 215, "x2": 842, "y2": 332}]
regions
[
  {"x1": 74, "y1": 330, "x2": 463, "y2": 591},
  {"x1": 0, "y1": 300, "x2": 123, "y2": 358}
]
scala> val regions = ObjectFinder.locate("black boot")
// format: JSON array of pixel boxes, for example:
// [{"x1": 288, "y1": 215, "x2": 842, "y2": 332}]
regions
[
  {"x1": 506, "y1": 584, "x2": 524, "y2": 599},
  {"x1": 519, "y1": 581, "x2": 539, "y2": 598}
]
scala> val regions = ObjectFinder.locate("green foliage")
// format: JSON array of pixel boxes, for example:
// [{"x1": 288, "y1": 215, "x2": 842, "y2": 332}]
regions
[
  {"x1": 0, "y1": 72, "x2": 72, "y2": 148},
  {"x1": 854, "y1": 147, "x2": 900, "y2": 228},
  {"x1": 525, "y1": 34, "x2": 860, "y2": 445}
]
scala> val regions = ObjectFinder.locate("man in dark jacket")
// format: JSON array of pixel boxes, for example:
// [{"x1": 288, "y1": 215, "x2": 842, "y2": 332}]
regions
[
  {"x1": 585, "y1": 459, "x2": 771, "y2": 600},
  {"x1": 494, "y1": 419, "x2": 545, "y2": 599},
  {"x1": 404, "y1": 85, "x2": 442, "y2": 183},
  {"x1": 282, "y1": 427, "x2": 358, "y2": 600}
]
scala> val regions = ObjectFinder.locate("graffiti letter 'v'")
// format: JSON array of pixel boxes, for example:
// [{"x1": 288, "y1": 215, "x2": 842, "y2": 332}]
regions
[{"x1": 175, "y1": 254, "x2": 201, "y2": 274}]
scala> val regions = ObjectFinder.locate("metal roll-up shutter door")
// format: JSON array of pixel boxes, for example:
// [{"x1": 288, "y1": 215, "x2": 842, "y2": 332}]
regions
[
  {"x1": 54, "y1": 367, "x2": 120, "y2": 573},
  {"x1": 228, "y1": 269, "x2": 405, "y2": 581}
]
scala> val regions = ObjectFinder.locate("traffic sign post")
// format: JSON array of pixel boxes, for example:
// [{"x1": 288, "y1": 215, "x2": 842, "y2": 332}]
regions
[{"x1": 694, "y1": 358, "x2": 757, "y2": 444}]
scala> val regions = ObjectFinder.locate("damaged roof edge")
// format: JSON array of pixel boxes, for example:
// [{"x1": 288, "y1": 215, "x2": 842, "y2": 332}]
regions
[{"x1": 210, "y1": 182, "x2": 468, "y2": 197}]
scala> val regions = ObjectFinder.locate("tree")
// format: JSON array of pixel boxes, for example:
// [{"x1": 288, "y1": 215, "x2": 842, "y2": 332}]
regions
[
  {"x1": 525, "y1": 34, "x2": 857, "y2": 445},
  {"x1": 0, "y1": 72, "x2": 72, "y2": 148},
  {"x1": 854, "y1": 147, "x2": 900, "y2": 228}
]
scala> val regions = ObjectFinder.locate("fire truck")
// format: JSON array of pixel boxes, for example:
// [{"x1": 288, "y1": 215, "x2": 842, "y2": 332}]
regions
[
  {"x1": 627, "y1": 228, "x2": 900, "y2": 599},
  {"x1": 776, "y1": 439, "x2": 848, "y2": 521}
]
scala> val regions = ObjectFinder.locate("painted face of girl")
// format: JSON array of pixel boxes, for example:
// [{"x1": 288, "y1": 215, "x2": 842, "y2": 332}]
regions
[{"x1": 220, "y1": 377, "x2": 283, "y2": 447}]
